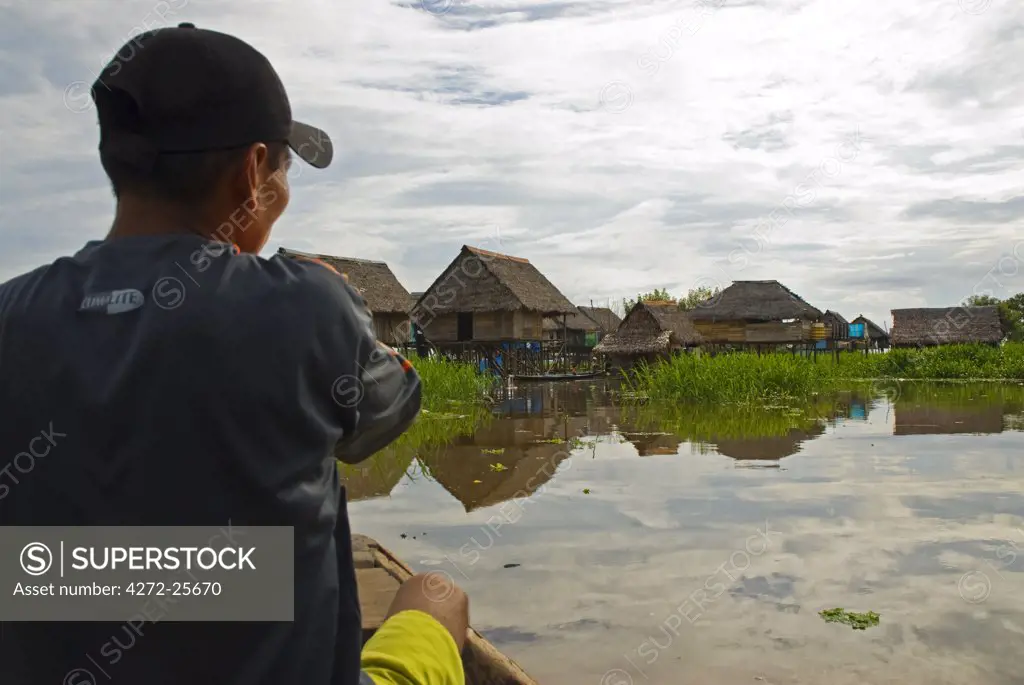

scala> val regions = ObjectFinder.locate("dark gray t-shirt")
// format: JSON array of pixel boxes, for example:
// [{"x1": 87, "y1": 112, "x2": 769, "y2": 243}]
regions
[{"x1": 0, "y1": 234, "x2": 421, "y2": 685}]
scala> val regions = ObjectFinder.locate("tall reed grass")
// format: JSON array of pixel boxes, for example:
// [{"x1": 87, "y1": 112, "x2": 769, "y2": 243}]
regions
[
  {"x1": 627, "y1": 342, "x2": 1024, "y2": 404},
  {"x1": 408, "y1": 354, "x2": 496, "y2": 411}
]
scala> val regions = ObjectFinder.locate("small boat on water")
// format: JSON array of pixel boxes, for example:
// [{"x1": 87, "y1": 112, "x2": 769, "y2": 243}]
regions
[
  {"x1": 353, "y1": 534, "x2": 539, "y2": 685},
  {"x1": 509, "y1": 370, "x2": 604, "y2": 382}
]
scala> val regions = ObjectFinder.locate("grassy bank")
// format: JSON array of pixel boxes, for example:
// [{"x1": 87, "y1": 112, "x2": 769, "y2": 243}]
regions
[
  {"x1": 834, "y1": 343, "x2": 1024, "y2": 380},
  {"x1": 408, "y1": 355, "x2": 495, "y2": 411},
  {"x1": 626, "y1": 342, "x2": 1024, "y2": 404}
]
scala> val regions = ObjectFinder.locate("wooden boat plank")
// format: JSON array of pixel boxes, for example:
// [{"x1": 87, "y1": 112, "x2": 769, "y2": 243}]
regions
[
  {"x1": 353, "y1": 535, "x2": 539, "y2": 685},
  {"x1": 356, "y1": 566, "x2": 402, "y2": 632}
]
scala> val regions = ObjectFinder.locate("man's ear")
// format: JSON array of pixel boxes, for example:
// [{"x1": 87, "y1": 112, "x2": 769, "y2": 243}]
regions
[{"x1": 240, "y1": 143, "x2": 267, "y2": 210}]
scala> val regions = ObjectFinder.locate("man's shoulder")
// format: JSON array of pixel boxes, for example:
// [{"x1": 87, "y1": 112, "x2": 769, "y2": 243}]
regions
[
  {"x1": 210, "y1": 250, "x2": 359, "y2": 338},
  {"x1": 250, "y1": 250, "x2": 354, "y2": 310},
  {"x1": 0, "y1": 262, "x2": 60, "y2": 315}
]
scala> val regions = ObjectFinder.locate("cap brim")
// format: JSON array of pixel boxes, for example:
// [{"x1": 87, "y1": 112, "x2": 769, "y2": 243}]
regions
[{"x1": 288, "y1": 121, "x2": 333, "y2": 169}]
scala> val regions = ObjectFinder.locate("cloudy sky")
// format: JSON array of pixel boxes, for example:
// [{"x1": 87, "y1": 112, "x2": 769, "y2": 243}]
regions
[{"x1": 2, "y1": 0, "x2": 1023, "y2": 328}]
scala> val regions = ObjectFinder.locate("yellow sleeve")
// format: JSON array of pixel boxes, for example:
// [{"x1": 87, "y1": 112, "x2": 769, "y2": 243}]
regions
[{"x1": 361, "y1": 609, "x2": 465, "y2": 685}]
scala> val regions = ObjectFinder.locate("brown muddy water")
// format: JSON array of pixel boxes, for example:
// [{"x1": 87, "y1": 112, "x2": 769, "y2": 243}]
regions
[{"x1": 344, "y1": 381, "x2": 1024, "y2": 685}]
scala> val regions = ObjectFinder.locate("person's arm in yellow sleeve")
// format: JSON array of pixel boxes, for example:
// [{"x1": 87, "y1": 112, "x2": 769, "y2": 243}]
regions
[{"x1": 359, "y1": 573, "x2": 469, "y2": 685}]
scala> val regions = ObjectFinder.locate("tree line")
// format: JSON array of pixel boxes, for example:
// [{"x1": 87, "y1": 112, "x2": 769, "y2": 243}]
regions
[{"x1": 621, "y1": 285, "x2": 722, "y2": 313}]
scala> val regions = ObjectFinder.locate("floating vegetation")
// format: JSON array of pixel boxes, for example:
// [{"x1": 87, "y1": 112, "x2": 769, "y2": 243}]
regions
[
  {"x1": 818, "y1": 608, "x2": 880, "y2": 630},
  {"x1": 582, "y1": 488, "x2": 591, "y2": 494},
  {"x1": 481, "y1": 447, "x2": 505, "y2": 455},
  {"x1": 489, "y1": 463, "x2": 508, "y2": 472}
]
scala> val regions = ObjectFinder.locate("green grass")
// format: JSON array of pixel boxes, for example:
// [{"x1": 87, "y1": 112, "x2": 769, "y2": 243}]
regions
[
  {"x1": 625, "y1": 343, "x2": 1024, "y2": 404},
  {"x1": 833, "y1": 343, "x2": 1024, "y2": 380},
  {"x1": 408, "y1": 354, "x2": 496, "y2": 411}
]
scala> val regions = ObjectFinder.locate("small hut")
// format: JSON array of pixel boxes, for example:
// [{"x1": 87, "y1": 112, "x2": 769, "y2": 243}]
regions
[
  {"x1": 687, "y1": 280, "x2": 823, "y2": 348},
  {"x1": 890, "y1": 306, "x2": 1004, "y2": 347},
  {"x1": 593, "y1": 300, "x2": 703, "y2": 370},
  {"x1": 821, "y1": 310, "x2": 850, "y2": 348},
  {"x1": 542, "y1": 309, "x2": 599, "y2": 347},
  {"x1": 577, "y1": 306, "x2": 623, "y2": 344},
  {"x1": 850, "y1": 314, "x2": 890, "y2": 350},
  {"x1": 412, "y1": 245, "x2": 577, "y2": 343},
  {"x1": 277, "y1": 247, "x2": 412, "y2": 345}
]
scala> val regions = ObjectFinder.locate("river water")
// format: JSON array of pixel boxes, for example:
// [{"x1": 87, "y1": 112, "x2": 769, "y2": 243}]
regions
[{"x1": 345, "y1": 380, "x2": 1024, "y2": 685}]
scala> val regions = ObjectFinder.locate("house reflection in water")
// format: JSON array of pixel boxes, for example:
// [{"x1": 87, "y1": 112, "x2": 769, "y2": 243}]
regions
[
  {"x1": 894, "y1": 403, "x2": 1005, "y2": 435},
  {"x1": 622, "y1": 432, "x2": 684, "y2": 456},
  {"x1": 705, "y1": 396, "x2": 864, "y2": 463},
  {"x1": 892, "y1": 384, "x2": 1024, "y2": 436},
  {"x1": 336, "y1": 451, "x2": 414, "y2": 502},
  {"x1": 712, "y1": 423, "x2": 827, "y2": 463},
  {"x1": 424, "y1": 381, "x2": 622, "y2": 511},
  {"x1": 419, "y1": 416, "x2": 573, "y2": 512}
]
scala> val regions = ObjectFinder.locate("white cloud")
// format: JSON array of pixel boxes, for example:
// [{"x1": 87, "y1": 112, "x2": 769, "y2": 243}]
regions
[{"x1": 2, "y1": 0, "x2": 1024, "y2": 326}]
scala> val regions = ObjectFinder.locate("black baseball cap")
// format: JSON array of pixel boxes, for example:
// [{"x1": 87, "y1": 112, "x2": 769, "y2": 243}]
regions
[{"x1": 91, "y1": 23, "x2": 333, "y2": 171}]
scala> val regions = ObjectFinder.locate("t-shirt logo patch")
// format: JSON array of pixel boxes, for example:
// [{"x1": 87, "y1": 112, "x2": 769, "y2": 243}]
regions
[{"x1": 79, "y1": 289, "x2": 145, "y2": 314}]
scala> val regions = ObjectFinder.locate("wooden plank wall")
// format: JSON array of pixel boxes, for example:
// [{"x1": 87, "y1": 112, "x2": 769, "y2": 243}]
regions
[{"x1": 694, "y1": 320, "x2": 812, "y2": 344}]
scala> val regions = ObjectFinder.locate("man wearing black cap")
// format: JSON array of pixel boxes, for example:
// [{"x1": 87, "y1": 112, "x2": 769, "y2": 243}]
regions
[{"x1": 0, "y1": 24, "x2": 467, "y2": 685}]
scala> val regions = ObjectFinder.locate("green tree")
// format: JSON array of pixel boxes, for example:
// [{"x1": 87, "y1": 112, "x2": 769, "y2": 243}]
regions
[
  {"x1": 622, "y1": 288, "x2": 676, "y2": 312},
  {"x1": 1000, "y1": 293, "x2": 1024, "y2": 341},
  {"x1": 679, "y1": 285, "x2": 722, "y2": 311},
  {"x1": 964, "y1": 293, "x2": 1024, "y2": 341}
]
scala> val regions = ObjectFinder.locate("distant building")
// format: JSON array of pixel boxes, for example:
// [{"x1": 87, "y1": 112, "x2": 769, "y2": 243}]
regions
[
  {"x1": 577, "y1": 306, "x2": 623, "y2": 344},
  {"x1": 850, "y1": 314, "x2": 890, "y2": 350},
  {"x1": 593, "y1": 300, "x2": 702, "y2": 370},
  {"x1": 277, "y1": 247, "x2": 412, "y2": 345},
  {"x1": 890, "y1": 306, "x2": 1003, "y2": 347},
  {"x1": 687, "y1": 280, "x2": 823, "y2": 347},
  {"x1": 413, "y1": 245, "x2": 577, "y2": 343}
]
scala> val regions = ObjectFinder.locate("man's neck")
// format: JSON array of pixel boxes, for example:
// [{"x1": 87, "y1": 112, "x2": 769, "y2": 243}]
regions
[{"x1": 106, "y1": 196, "x2": 216, "y2": 241}]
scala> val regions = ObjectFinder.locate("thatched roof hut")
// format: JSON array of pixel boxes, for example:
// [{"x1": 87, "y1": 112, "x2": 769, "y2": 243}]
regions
[
  {"x1": 689, "y1": 280, "x2": 822, "y2": 322},
  {"x1": 593, "y1": 300, "x2": 703, "y2": 357},
  {"x1": 851, "y1": 314, "x2": 889, "y2": 342},
  {"x1": 890, "y1": 306, "x2": 1004, "y2": 346},
  {"x1": 577, "y1": 306, "x2": 622, "y2": 335},
  {"x1": 416, "y1": 245, "x2": 576, "y2": 316},
  {"x1": 413, "y1": 245, "x2": 578, "y2": 343},
  {"x1": 277, "y1": 247, "x2": 412, "y2": 314}
]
